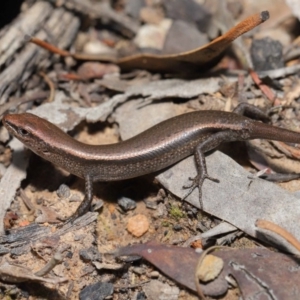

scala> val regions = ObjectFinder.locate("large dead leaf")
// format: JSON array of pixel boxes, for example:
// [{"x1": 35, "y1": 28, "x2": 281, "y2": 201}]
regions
[
  {"x1": 117, "y1": 240, "x2": 227, "y2": 296},
  {"x1": 117, "y1": 11, "x2": 269, "y2": 72},
  {"x1": 29, "y1": 12, "x2": 269, "y2": 72},
  {"x1": 117, "y1": 241, "x2": 300, "y2": 298}
]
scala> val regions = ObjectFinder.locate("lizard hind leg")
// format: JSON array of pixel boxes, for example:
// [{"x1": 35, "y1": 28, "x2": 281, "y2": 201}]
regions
[
  {"x1": 181, "y1": 130, "x2": 236, "y2": 209},
  {"x1": 233, "y1": 102, "x2": 269, "y2": 121}
]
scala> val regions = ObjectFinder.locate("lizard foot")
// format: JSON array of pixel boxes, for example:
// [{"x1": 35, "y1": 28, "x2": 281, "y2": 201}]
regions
[{"x1": 182, "y1": 174, "x2": 219, "y2": 208}]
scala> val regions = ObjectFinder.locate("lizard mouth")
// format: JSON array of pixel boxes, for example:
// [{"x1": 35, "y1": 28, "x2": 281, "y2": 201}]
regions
[
  {"x1": 2, "y1": 116, "x2": 31, "y2": 142},
  {"x1": 2, "y1": 116, "x2": 18, "y2": 136}
]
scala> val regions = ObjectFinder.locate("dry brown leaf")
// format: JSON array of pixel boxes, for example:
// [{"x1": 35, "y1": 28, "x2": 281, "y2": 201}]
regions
[
  {"x1": 118, "y1": 11, "x2": 270, "y2": 72},
  {"x1": 28, "y1": 11, "x2": 269, "y2": 73},
  {"x1": 117, "y1": 241, "x2": 300, "y2": 298}
]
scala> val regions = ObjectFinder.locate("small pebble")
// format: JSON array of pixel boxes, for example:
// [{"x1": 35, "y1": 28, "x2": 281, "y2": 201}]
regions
[
  {"x1": 196, "y1": 254, "x2": 224, "y2": 282},
  {"x1": 69, "y1": 194, "x2": 82, "y2": 202},
  {"x1": 65, "y1": 251, "x2": 73, "y2": 259},
  {"x1": 132, "y1": 267, "x2": 146, "y2": 275},
  {"x1": 149, "y1": 271, "x2": 160, "y2": 278},
  {"x1": 152, "y1": 203, "x2": 167, "y2": 218},
  {"x1": 83, "y1": 39, "x2": 114, "y2": 55},
  {"x1": 187, "y1": 211, "x2": 194, "y2": 218},
  {"x1": 136, "y1": 291, "x2": 146, "y2": 300},
  {"x1": 79, "y1": 282, "x2": 113, "y2": 300},
  {"x1": 56, "y1": 184, "x2": 70, "y2": 198},
  {"x1": 251, "y1": 37, "x2": 284, "y2": 71},
  {"x1": 196, "y1": 222, "x2": 207, "y2": 232},
  {"x1": 173, "y1": 224, "x2": 183, "y2": 231},
  {"x1": 172, "y1": 239, "x2": 184, "y2": 245},
  {"x1": 187, "y1": 207, "x2": 198, "y2": 216},
  {"x1": 127, "y1": 214, "x2": 149, "y2": 237},
  {"x1": 79, "y1": 247, "x2": 102, "y2": 262},
  {"x1": 118, "y1": 196, "x2": 137, "y2": 211},
  {"x1": 36, "y1": 198, "x2": 43, "y2": 205},
  {"x1": 134, "y1": 19, "x2": 172, "y2": 50},
  {"x1": 144, "y1": 199, "x2": 158, "y2": 209},
  {"x1": 92, "y1": 198, "x2": 104, "y2": 211},
  {"x1": 191, "y1": 240, "x2": 202, "y2": 249}
]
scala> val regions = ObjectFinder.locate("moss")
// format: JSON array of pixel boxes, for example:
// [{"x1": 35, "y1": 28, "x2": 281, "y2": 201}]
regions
[
  {"x1": 161, "y1": 220, "x2": 170, "y2": 227},
  {"x1": 169, "y1": 205, "x2": 185, "y2": 220}
]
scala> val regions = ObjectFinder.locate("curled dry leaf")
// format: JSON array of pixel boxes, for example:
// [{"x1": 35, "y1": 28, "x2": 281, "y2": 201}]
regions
[
  {"x1": 256, "y1": 219, "x2": 300, "y2": 252},
  {"x1": 118, "y1": 11, "x2": 270, "y2": 72},
  {"x1": 29, "y1": 11, "x2": 269, "y2": 73}
]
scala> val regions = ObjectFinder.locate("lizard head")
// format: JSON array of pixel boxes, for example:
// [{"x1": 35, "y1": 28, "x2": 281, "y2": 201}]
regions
[{"x1": 2, "y1": 113, "x2": 63, "y2": 158}]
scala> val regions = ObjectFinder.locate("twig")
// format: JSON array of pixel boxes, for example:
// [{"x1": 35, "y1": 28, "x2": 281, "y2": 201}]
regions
[
  {"x1": 25, "y1": 35, "x2": 69, "y2": 56},
  {"x1": 34, "y1": 251, "x2": 63, "y2": 276},
  {"x1": 0, "y1": 91, "x2": 48, "y2": 117},
  {"x1": 257, "y1": 64, "x2": 300, "y2": 79},
  {"x1": 19, "y1": 189, "x2": 36, "y2": 216},
  {"x1": 39, "y1": 72, "x2": 55, "y2": 102},
  {"x1": 114, "y1": 280, "x2": 150, "y2": 289},
  {"x1": 249, "y1": 69, "x2": 277, "y2": 104},
  {"x1": 27, "y1": 35, "x2": 116, "y2": 62}
]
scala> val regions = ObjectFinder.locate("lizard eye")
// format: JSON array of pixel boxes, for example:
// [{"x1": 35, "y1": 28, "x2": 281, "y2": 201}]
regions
[{"x1": 18, "y1": 128, "x2": 29, "y2": 136}]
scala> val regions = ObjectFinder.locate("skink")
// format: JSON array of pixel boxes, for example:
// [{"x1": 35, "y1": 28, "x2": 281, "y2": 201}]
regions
[{"x1": 3, "y1": 103, "x2": 300, "y2": 222}]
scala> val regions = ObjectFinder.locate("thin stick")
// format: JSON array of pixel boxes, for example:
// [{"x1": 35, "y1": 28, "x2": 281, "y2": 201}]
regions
[
  {"x1": 0, "y1": 91, "x2": 48, "y2": 117},
  {"x1": 249, "y1": 69, "x2": 277, "y2": 104},
  {"x1": 26, "y1": 35, "x2": 70, "y2": 57},
  {"x1": 194, "y1": 246, "x2": 228, "y2": 300},
  {"x1": 39, "y1": 71, "x2": 55, "y2": 102},
  {"x1": 27, "y1": 35, "x2": 116, "y2": 62},
  {"x1": 34, "y1": 251, "x2": 63, "y2": 276}
]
